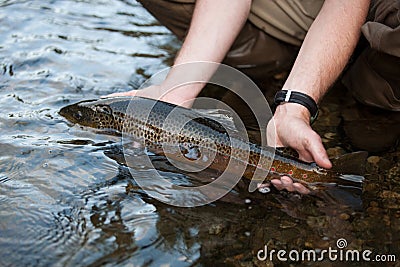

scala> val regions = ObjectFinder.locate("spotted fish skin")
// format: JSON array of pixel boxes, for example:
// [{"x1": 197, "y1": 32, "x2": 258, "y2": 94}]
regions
[{"x1": 59, "y1": 97, "x2": 363, "y2": 186}]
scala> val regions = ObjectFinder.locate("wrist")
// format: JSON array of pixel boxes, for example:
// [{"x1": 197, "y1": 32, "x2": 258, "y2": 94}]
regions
[
  {"x1": 274, "y1": 102, "x2": 311, "y2": 123},
  {"x1": 273, "y1": 90, "x2": 319, "y2": 123},
  {"x1": 159, "y1": 83, "x2": 203, "y2": 108}
]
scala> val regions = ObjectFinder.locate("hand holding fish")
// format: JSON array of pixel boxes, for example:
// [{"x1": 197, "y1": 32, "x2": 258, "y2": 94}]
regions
[
  {"x1": 268, "y1": 103, "x2": 332, "y2": 169},
  {"x1": 101, "y1": 0, "x2": 371, "y2": 195},
  {"x1": 105, "y1": 84, "x2": 195, "y2": 108},
  {"x1": 265, "y1": 102, "x2": 332, "y2": 195}
]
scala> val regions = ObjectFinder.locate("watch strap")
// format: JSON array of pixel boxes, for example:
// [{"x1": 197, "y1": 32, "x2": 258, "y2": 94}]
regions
[{"x1": 273, "y1": 90, "x2": 319, "y2": 123}]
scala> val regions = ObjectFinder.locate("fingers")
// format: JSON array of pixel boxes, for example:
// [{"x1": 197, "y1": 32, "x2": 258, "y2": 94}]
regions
[
  {"x1": 271, "y1": 178, "x2": 285, "y2": 191},
  {"x1": 298, "y1": 149, "x2": 314, "y2": 162},
  {"x1": 272, "y1": 176, "x2": 295, "y2": 192},
  {"x1": 101, "y1": 90, "x2": 138, "y2": 98},
  {"x1": 270, "y1": 108, "x2": 332, "y2": 169},
  {"x1": 271, "y1": 176, "x2": 310, "y2": 194},
  {"x1": 266, "y1": 120, "x2": 283, "y2": 147},
  {"x1": 293, "y1": 183, "x2": 311, "y2": 194},
  {"x1": 301, "y1": 132, "x2": 332, "y2": 169}
]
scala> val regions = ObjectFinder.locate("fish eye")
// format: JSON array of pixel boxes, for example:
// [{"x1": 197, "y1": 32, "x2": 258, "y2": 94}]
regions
[{"x1": 74, "y1": 111, "x2": 83, "y2": 121}]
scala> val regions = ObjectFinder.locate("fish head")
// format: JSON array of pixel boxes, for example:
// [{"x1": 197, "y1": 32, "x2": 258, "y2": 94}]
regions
[{"x1": 59, "y1": 99, "x2": 116, "y2": 129}]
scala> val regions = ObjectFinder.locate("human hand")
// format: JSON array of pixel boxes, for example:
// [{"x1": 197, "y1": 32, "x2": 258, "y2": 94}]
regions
[
  {"x1": 105, "y1": 85, "x2": 164, "y2": 99},
  {"x1": 257, "y1": 177, "x2": 311, "y2": 195},
  {"x1": 266, "y1": 102, "x2": 332, "y2": 194},
  {"x1": 104, "y1": 84, "x2": 195, "y2": 108}
]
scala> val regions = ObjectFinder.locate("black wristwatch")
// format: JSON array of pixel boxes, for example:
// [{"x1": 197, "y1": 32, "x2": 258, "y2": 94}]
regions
[{"x1": 273, "y1": 90, "x2": 319, "y2": 123}]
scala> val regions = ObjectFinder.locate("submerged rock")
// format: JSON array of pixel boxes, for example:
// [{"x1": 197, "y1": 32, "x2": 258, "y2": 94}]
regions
[
  {"x1": 208, "y1": 223, "x2": 226, "y2": 235},
  {"x1": 327, "y1": 147, "x2": 346, "y2": 158}
]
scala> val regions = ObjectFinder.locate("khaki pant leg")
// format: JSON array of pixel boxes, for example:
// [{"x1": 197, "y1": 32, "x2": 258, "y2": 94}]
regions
[
  {"x1": 137, "y1": 0, "x2": 298, "y2": 81},
  {"x1": 224, "y1": 23, "x2": 298, "y2": 81},
  {"x1": 137, "y1": 0, "x2": 194, "y2": 40},
  {"x1": 248, "y1": 0, "x2": 324, "y2": 46},
  {"x1": 343, "y1": 0, "x2": 400, "y2": 111}
]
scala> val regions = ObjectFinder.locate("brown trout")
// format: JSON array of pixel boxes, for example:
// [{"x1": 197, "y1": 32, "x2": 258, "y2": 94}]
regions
[{"x1": 59, "y1": 97, "x2": 365, "y2": 187}]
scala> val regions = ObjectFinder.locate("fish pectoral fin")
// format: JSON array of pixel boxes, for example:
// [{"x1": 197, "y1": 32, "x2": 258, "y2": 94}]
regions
[
  {"x1": 179, "y1": 143, "x2": 201, "y2": 161},
  {"x1": 330, "y1": 151, "x2": 368, "y2": 175}
]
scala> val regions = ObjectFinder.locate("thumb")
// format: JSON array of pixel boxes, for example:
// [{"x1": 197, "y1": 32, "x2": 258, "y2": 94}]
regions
[{"x1": 305, "y1": 132, "x2": 332, "y2": 169}]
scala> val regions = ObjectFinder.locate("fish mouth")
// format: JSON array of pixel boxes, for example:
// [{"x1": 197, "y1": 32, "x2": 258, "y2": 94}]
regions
[
  {"x1": 58, "y1": 111, "x2": 75, "y2": 125},
  {"x1": 58, "y1": 107, "x2": 78, "y2": 126},
  {"x1": 58, "y1": 107, "x2": 67, "y2": 117},
  {"x1": 59, "y1": 116, "x2": 77, "y2": 127}
]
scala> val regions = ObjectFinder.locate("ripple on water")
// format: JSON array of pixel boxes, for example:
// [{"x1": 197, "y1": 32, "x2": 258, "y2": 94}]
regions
[
  {"x1": 53, "y1": 183, "x2": 165, "y2": 266},
  {"x1": 0, "y1": 0, "x2": 189, "y2": 265}
]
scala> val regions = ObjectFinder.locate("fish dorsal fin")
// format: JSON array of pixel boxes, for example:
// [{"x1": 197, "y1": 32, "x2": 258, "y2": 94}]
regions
[{"x1": 331, "y1": 151, "x2": 368, "y2": 175}]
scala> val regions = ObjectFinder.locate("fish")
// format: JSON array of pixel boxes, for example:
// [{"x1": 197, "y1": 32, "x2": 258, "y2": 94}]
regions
[{"x1": 59, "y1": 96, "x2": 366, "y2": 189}]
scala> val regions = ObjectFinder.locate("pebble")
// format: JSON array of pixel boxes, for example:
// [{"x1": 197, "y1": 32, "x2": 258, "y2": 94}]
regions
[
  {"x1": 306, "y1": 216, "x2": 327, "y2": 228},
  {"x1": 254, "y1": 260, "x2": 274, "y2": 267},
  {"x1": 388, "y1": 165, "x2": 400, "y2": 180},
  {"x1": 383, "y1": 215, "x2": 391, "y2": 226},
  {"x1": 364, "y1": 182, "x2": 380, "y2": 193},
  {"x1": 258, "y1": 187, "x2": 270, "y2": 194},
  {"x1": 367, "y1": 156, "x2": 380, "y2": 165},
  {"x1": 379, "y1": 190, "x2": 400, "y2": 200},
  {"x1": 304, "y1": 241, "x2": 313, "y2": 248},
  {"x1": 321, "y1": 138, "x2": 330, "y2": 144},
  {"x1": 208, "y1": 223, "x2": 224, "y2": 235},
  {"x1": 339, "y1": 213, "x2": 350, "y2": 220},
  {"x1": 326, "y1": 147, "x2": 346, "y2": 158},
  {"x1": 369, "y1": 201, "x2": 379, "y2": 207},
  {"x1": 324, "y1": 132, "x2": 336, "y2": 140},
  {"x1": 279, "y1": 220, "x2": 297, "y2": 229},
  {"x1": 367, "y1": 206, "x2": 381, "y2": 214},
  {"x1": 366, "y1": 156, "x2": 382, "y2": 173}
]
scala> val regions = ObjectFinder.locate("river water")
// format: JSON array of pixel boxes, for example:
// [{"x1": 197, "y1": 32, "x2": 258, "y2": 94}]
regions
[{"x1": 1, "y1": 1, "x2": 399, "y2": 266}]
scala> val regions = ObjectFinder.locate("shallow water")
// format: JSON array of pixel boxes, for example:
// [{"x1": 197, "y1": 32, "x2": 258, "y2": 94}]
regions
[{"x1": 1, "y1": 1, "x2": 399, "y2": 266}]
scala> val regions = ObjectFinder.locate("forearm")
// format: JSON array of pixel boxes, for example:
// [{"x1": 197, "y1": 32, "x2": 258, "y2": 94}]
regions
[
  {"x1": 270, "y1": 0, "x2": 370, "y2": 167},
  {"x1": 283, "y1": 0, "x2": 370, "y2": 106},
  {"x1": 162, "y1": 0, "x2": 252, "y2": 101},
  {"x1": 176, "y1": 0, "x2": 251, "y2": 64}
]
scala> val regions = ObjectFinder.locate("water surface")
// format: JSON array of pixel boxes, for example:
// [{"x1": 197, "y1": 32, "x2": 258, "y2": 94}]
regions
[{"x1": 1, "y1": 1, "x2": 399, "y2": 266}]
